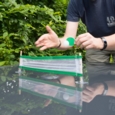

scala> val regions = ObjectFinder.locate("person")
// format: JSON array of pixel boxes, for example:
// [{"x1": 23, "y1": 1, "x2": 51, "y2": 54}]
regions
[{"x1": 35, "y1": 0, "x2": 115, "y2": 76}]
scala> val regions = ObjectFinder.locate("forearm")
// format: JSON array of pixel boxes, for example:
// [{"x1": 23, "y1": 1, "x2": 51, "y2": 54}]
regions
[
  {"x1": 59, "y1": 76, "x2": 76, "y2": 87},
  {"x1": 105, "y1": 81, "x2": 115, "y2": 97},
  {"x1": 98, "y1": 81, "x2": 115, "y2": 97},
  {"x1": 57, "y1": 21, "x2": 78, "y2": 50},
  {"x1": 97, "y1": 34, "x2": 115, "y2": 50},
  {"x1": 104, "y1": 34, "x2": 115, "y2": 50}
]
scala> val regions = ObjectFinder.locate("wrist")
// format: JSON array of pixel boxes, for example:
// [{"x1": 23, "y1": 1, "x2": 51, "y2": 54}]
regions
[
  {"x1": 56, "y1": 39, "x2": 61, "y2": 48},
  {"x1": 100, "y1": 37, "x2": 107, "y2": 51},
  {"x1": 96, "y1": 38, "x2": 104, "y2": 50},
  {"x1": 98, "y1": 83, "x2": 105, "y2": 95},
  {"x1": 56, "y1": 37, "x2": 75, "y2": 48},
  {"x1": 98, "y1": 82, "x2": 108, "y2": 96}
]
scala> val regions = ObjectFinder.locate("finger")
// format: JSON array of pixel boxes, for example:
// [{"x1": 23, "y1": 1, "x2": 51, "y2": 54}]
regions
[
  {"x1": 35, "y1": 38, "x2": 44, "y2": 45},
  {"x1": 79, "y1": 40, "x2": 91, "y2": 49},
  {"x1": 36, "y1": 43, "x2": 45, "y2": 47},
  {"x1": 77, "y1": 33, "x2": 88, "y2": 39},
  {"x1": 85, "y1": 44, "x2": 94, "y2": 49},
  {"x1": 35, "y1": 39, "x2": 48, "y2": 47},
  {"x1": 76, "y1": 33, "x2": 87, "y2": 43},
  {"x1": 82, "y1": 93, "x2": 93, "y2": 103},
  {"x1": 82, "y1": 96, "x2": 93, "y2": 103},
  {"x1": 82, "y1": 94, "x2": 89, "y2": 101},
  {"x1": 40, "y1": 46, "x2": 48, "y2": 51},
  {"x1": 76, "y1": 32, "x2": 91, "y2": 43},
  {"x1": 85, "y1": 86, "x2": 94, "y2": 92},
  {"x1": 35, "y1": 34, "x2": 48, "y2": 45},
  {"x1": 83, "y1": 89, "x2": 93, "y2": 96},
  {"x1": 76, "y1": 36, "x2": 87, "y2": 47},
  {"x1": 39, "y1": 41, "x2": 54, "y2": 50},
  {"x1": 46, "y1": 26, "x2": 55, "y2": 35},
  {"x1": 44, "y1": 99, "x2": 52, "y2": 107}
]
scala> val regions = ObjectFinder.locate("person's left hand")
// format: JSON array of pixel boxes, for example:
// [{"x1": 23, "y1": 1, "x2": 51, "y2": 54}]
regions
[
  {"x1": 82, "y1": 83, "x2": 104, "y2": 103},
  {"x1": 75, "y1": 33, "x2": 103, "y2": 50},
  {"x1": 34, "y1": 81, "x2": 59, "y2": 107}
]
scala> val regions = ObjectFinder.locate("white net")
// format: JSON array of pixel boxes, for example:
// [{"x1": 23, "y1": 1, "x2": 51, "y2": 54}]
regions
[
  {"x1": 19, "y1": 77, "x2": 82, "y2": 109},
  {"x1": 19, "y1": 55, "x2": 83, "y2": 77}
]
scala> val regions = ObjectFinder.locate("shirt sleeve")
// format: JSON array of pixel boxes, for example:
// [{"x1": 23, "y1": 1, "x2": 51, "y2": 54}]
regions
[{"x1": 67, "y1": 0, "x2": 85, "y2": 22}]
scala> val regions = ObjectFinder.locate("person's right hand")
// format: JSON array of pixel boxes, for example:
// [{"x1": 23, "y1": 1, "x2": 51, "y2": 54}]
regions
[{"x1": 35, "y1": 26, "x2": 59, "y2": 50}]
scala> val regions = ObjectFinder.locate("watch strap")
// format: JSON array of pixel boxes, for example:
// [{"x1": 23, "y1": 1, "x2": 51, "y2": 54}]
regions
[
  {"x1": 100, "y1": 37, "x2": 107, "y2": 51},
  {"x1": 102, "y1": 82, "x2": 108, "y2": 96}
]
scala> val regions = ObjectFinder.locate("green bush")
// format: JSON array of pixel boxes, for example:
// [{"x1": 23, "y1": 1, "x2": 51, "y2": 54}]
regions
[{"x1": 0, "y1": 0, "x2": 86, "y2": 65}]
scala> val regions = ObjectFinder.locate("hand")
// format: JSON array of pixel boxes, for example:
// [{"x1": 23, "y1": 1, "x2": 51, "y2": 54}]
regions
[
  {"x1": 75, "y1": 33, "x2": 103, "y2": 50},
  {"x1": 34, "y1": 80, "x2": 59, "y2": 107},
  {"x1": 35, "y1": 26, "x2": 59, "y2": 50},
  {"x1": 82, "y1": 83, "x2": 104, "y2": 103},
  {"x1": 34, "y1": 83, "x2": 59, "y2": 96},
  {"x1": 44, "y1": 99, "x2": 52, "y2": 107}
]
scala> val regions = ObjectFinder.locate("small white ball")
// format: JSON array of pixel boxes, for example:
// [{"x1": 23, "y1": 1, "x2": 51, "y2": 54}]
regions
[{"x1": 63, "y1": 40, "x2": 69, "y2": 47}]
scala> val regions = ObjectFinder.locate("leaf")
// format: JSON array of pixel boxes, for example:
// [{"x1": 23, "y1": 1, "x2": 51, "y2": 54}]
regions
[
  {"x1": 1, "y1": 76, "x2": 6, "y2": 82},
  {"x1": 0, "y1": 43, "x2": 6, "y2": 47},
  {"x1": 3, "y1": 32, "x2": 8, "y2": 38},
  {"x1": 0, "y1": 61, "x2": 6, "y2": 66},
  {"x1": 15, "y1": 49, "x2": 19, "y2": 53}
]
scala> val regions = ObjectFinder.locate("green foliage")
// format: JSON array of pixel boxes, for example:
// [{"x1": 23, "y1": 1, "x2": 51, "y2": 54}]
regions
[{"x1": 0, "y1": 0, "x2": 86, "y2": 65}]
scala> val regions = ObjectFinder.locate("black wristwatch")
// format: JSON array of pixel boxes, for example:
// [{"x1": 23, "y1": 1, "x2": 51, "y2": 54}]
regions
[
  {"x1": 102, "y1": 82, "x2": 108, "y2": 96},
  {"x1": 100, "y1": 37, "x2": 107, "y2": 51}
]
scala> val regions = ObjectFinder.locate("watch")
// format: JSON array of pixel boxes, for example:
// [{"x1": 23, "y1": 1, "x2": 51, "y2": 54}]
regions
[
  {"x1": 102, "y1": 82, "x2": 108, "y2": 96},
  {"x1": 100, "y1": 37, "x2": 107, "y2": 51}
]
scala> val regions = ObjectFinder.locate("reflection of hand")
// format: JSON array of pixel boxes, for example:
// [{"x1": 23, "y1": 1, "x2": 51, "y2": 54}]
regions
[
  {"x1": 82, "y1": 83, "x2": 104, "y2": 103},
  {"x1": 35, "y1": 26, "x2": 59, "y2": 50},
  {"x1": 34, "y1": 83, "x2": 59, "y2": 97},
  {"x1": 44, "y1": 99, "x2": 52, "y2": 107},
  {"x1": 34, "y1": 80, "x2": 59, "y2": 107},
  {"x1": 75, "y1": 33, "x2": 103, "y2": 50}
]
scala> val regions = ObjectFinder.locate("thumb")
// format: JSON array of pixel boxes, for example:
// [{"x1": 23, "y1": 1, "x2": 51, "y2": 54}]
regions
[
  {"x1": 46, "y1": 26, "x2": 55, "y2": 35},
  {"x1": 44, "y1": 99, "x2": 52, "y2": 107}
]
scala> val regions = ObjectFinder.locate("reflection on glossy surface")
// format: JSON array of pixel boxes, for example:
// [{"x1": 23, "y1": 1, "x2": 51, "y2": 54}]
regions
[
  {"x1": 0, "y1": 63, "x2": 115, "y2": 115},
  {"x1": 19, "y1": 76, "x2": 82, "y2": 110}
]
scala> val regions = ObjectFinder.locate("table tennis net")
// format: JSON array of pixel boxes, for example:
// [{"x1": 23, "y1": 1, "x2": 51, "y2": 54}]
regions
[{"x1": 19, "y1": 55, "x2": 83, "y2": 77}]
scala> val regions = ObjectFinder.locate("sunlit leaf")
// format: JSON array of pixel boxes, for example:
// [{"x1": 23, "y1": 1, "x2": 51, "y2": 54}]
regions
[
  {"x1": 3, "y1": 32, "x2": 8, "y2": 38},
  {"x1": 0, "y1": 61, "x2": 6, "y2": 66}
]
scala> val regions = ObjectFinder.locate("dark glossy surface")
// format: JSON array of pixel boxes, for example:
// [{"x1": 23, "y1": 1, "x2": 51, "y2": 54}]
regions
[{"x1": 0, "y1": 63, "x2": 115, "y2": 115}]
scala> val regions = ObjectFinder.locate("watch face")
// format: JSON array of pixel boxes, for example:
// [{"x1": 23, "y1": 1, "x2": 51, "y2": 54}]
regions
[
  {"x1": 100, "y1": 37, "x2": 107, "y2": 50},
  {"x1": 103, "y1": 39, "x2": 106, "y2": 42},
  {"x1": 103, "y1": 38, "x2": 106, "y2": 42},
  {"x1": 103, "y1": 89, "x2": 108, "y2": 96},
  {"x1": 102, "y1": 82, "x2": 108, "y2": 96}
]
